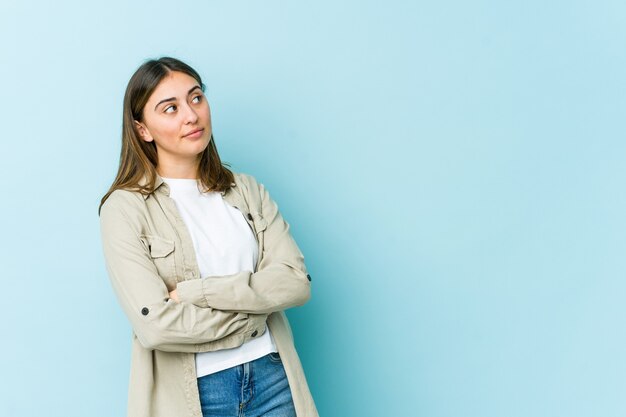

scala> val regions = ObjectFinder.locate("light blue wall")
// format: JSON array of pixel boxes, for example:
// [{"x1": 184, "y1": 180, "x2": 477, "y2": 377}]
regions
[{"x1": 1, "y1": 1, "x2": 625, "y2": 416}]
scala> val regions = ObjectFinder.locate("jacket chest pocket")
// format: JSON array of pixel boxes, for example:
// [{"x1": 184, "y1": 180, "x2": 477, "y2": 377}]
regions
[{"x1": 141, "y1": 235, "x2": 177, "y2": 288}]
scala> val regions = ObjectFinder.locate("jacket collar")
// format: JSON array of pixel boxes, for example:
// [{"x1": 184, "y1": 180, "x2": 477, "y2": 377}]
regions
[
  {"x1": 138, "y1": 174, "x2": 165, "y2": 200},
  {"x1": 139, "y1": 173, "x2": 238, "y2": 200}
]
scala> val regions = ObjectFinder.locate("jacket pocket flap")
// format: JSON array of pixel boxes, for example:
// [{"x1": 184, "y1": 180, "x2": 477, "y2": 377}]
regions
[{"x1": 142, "y1": 235, "x2": 175, "y2": 258}]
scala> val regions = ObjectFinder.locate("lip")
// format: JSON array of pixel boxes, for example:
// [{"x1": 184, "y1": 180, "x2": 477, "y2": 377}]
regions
[{"x1": 183, "y1": 128, "x2": 204, "y2": 139}]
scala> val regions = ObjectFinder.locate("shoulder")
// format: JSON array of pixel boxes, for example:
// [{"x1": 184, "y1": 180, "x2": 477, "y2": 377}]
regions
[
  {"x1": 102, "y1": 188, "x2": 145, "y2": 208},
  {"x1": 230, "y1": 172, "x2": 273, "y2": 212},
  {"x1": 100, "y1": 189, "x2": 147, "y2": 219},
  {"x1": 232, "y1": 172, "x2": 261, "y2": 189},
  {"x1": 231, "y1": 172, "x2": 265, "y2": 197}
]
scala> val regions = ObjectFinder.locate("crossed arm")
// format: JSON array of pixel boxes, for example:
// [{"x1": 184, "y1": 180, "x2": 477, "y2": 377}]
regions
[{"x1": 100, "y1": 178, "x2": 310, "y2": 352}]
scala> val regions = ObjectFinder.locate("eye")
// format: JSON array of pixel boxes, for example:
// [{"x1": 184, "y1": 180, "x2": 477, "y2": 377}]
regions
[
  {"x1": 191, "y1": 95, "x2": 203, "y2": 104},
  {"x1": 164, "y1": 104, "x2": 177, "y2": 114}
]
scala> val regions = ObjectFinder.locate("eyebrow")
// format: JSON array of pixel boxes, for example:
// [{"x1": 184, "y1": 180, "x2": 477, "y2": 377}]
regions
[{"x1": 154, "y1": 85, "x2": 203, "y2": 111}]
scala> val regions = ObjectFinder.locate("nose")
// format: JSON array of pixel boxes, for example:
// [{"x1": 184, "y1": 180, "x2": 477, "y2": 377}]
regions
[{"x1": 182, "y1": 103, "x2": 199, "y2": 124}]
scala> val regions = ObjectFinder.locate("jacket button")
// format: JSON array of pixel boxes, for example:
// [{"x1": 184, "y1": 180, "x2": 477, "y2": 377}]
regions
[
  {"x1": 307, "y1": 274, "x2": 311, "y2": 281},
  {"x1": 141, "y1": 307, "x2": 149, "y2": 316},
  {"x1": 251, "y1": 330, "x2": 258, "y2": 337},
  {"x1": 247, "y1": 213, "x2": 253, "y2": 221}
]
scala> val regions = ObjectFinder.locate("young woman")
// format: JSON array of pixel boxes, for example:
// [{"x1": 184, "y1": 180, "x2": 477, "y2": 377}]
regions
[{"x1": 99, "y1": 57, "x2": 317, "y2": 417}]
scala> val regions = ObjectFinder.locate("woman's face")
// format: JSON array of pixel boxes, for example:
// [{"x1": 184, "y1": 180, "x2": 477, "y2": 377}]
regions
[{"x1": 135, "y1": 71, "x2": 212, "y2": 170}]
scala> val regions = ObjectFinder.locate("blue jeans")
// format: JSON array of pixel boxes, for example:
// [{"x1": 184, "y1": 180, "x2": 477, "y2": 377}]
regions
[{"x1": 197, "y1": 353, "x2": 297, "y2": 417}]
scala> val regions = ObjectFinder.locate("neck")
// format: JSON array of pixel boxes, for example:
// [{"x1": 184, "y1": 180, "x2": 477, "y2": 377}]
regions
[{"x1": 156, "y1": 159, "x2": 199, "y2": 179}]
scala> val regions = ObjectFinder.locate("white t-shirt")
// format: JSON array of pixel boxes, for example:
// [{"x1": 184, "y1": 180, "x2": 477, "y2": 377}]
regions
[{"x1": 162, "y1": 177, "x2": 276, "y2": 377}]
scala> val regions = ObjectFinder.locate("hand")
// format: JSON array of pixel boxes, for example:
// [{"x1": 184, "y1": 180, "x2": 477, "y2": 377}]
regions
[{"x1": 169, "y1": 289, "x2": 180, "y2": 302}]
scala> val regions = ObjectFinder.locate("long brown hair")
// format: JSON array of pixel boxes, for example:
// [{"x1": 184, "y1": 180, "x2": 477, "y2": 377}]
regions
[{"x1": 99, "y1": 57, "x2": 234, "y2": 213}]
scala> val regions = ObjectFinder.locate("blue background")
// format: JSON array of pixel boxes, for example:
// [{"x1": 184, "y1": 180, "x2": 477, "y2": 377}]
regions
[{"x1": 1, "y1": 1, "x2": 625, "y2": 416}]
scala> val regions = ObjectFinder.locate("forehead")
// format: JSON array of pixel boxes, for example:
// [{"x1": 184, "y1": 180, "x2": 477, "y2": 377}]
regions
[{"x1": 149, "y1": 71, "x2": 199, "y2": 102}]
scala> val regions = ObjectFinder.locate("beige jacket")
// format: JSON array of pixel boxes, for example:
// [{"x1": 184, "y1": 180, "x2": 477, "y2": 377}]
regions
[{"x1": 100, "y1": 172, "x2": 318, "y2": 417}]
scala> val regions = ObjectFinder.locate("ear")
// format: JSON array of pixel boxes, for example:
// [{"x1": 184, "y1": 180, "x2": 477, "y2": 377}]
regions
[{"x1": 134, "y1": 120, "x2": 154, "y2": 143}]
